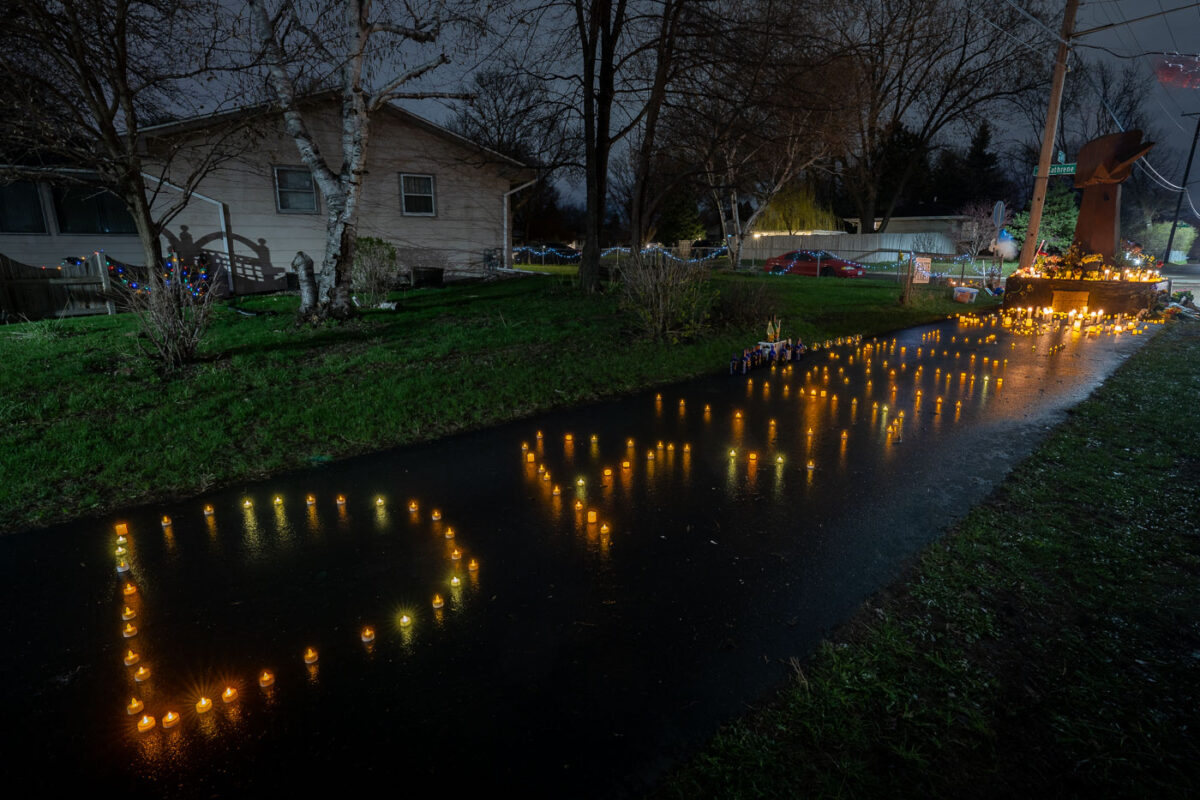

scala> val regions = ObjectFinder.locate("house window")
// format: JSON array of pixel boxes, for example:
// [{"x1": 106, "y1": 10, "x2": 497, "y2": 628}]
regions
[
  {"x1": 274, "y1": 166, "x2": 318, "y2": 213},
  {"x1": 51, "y1": 185, "x2": 137, "y2": 234},
  {"x1": 0, "y1": 180, "x2": 47, "y2": 233},
  {"x1": 400, "y1": 173, "x2": 436, "y2": 216}
]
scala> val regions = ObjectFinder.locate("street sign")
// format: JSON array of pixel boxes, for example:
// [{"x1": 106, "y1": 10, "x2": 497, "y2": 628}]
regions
[
  {"x1": 1031, "y1": 163, "x2": 1077, "y2": 176},
  {"x1": 914, "y1": 257, "x2": 931, "y2": 284}
]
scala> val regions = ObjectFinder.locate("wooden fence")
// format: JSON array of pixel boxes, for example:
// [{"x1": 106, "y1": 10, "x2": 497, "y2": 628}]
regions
[{"x1": 0, "y1": 252, "x2": 114, "y2": 322}]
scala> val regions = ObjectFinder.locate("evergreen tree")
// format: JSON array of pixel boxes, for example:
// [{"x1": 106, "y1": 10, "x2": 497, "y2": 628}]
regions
[{"x1": 1009, "y1": 179, "x2": 1078, "y2": 252}]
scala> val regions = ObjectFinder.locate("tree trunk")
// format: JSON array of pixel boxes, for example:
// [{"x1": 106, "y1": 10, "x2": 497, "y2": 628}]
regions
[{"x1": 292, "y1": 251, "x2": 318, "y2": 317}]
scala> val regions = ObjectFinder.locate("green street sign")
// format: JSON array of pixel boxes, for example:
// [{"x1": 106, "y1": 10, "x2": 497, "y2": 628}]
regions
[{"x1": 1032, "y1": 163, "x2": 1077, "y2": 176}]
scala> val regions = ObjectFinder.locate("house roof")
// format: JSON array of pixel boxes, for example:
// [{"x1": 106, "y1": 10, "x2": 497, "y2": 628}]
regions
[{"x1": 140, "y1": 90, "x2": 531, "y2": 173}]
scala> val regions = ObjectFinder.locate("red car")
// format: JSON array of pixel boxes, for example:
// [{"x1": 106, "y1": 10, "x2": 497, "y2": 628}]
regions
[{"x1": 764, "y1": 250, "x2": 866, "y2": 278}]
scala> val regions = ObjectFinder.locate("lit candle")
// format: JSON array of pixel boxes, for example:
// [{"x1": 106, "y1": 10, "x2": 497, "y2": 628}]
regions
[
  {"x1": 273, "y1": 496, "x2": 283, "y2": 506},
  {"x1": 603, "y1": 467, "x2": 613, "y2": 477},
  {"x1": 123, "y1": 583, "x2": 137, "y2": 596},
  {"x1": 431, "y1": 510, "x2": 442, "y2": 521},
  {"x1": 399, "y1": 614, "x2": 412, "y2": 628},
  {"x1": 306, "y1": 495, "x2": 316, "y2": 506},
  {"x1": 468, "y1": 559, "x2": 479, "y2": 572},
  {"x1": 587, "y1": 510, "x2": 598, "y2": 524},
  {"x1": 450, "y1": 576, "x2": 462, "y2": 588},
  {"x1": 574, "y1": 500, "x2": 583, "y2": 511},
  {"x1": 626, "y1": 438, "x2": 635, "y2": 447},
  {"x1": 451, "y1": 548, "x2": 461, "y2": 560},
  {"x1": 116, "y1": 534, "x2": 126, "y2": 545},
  {"x1": 577, "y1": 478, "x2": 585, "y2": 485},
  {"x1": 259, "y1": 670, "x2": 275, "y2": 688},
  {"x1": 204, "y1": 504, "x2": 214, "y2": 516},
  {"x1": 304, "y1": 647, "x2": 318, "y2": 665},
  {"x1": 444, "y1": 526, "x2": 455, "y2": 539},
  {"x1": 590, "y1": 434, "x2": 598, "y2": 443},
  {"x1": 536, "y1": 430, "x2": 543, "y2": 439},
  {"x1": 748, "y1": 452, "x2": 758, "y2": 462},
  {"x1": 121, "y1": 605, "x2": 136, "y2": 620},
  {"x1": 336, "y1": 495, "x2": 346, "y2": 506},
  {"x1": 432, "y1": 594, "x2": 444, "y2": 609},
  {"x1": 161, "y1": 515, "x2": 171, "y2": 528},
  {"x1": 807, "y1": 460, "x2": 815, "y2": 471},
  {"x1": 134, "y1": 665, "x2": 150, "y2": 682},
  {"x1": 137, "y1": 714, "x2": 156, "y2": 733},
  {"x1": 600, "y1": 523, "x2": 610, "y2": 534},
  {"x1": 565, "y1": 433, "x2": 573, "y2": 442},
  {"x1": 243, "y1": 499, "x2": 252, "y2": 508},
  {"x1": 126, "y1": 697, "x2": 143, "y2": 715},
  {"x1": 116, "y1": 561, "x2": 130, "y2": 574},
  {"x1": 552, "y1": 485, "x2": 561, "y2": 496},
  {"x1": 115, "y1": 523, "x2": 128, "y2": 536},
  {"x1": 196, "y1": 696, "x2": 212, "y2": 713},
  {"x1": 683, "y1": 444, "x2": 691, "y2": 452},
  {"x1": 521, "y1": 442, "x2": 529, "y2": 451},
  {"x1": 361, "y1": 626, "x2": 375, "y2": 643},
  {"x1": 122, "y1": 623, "x2": 137, "y2": 638},
  {"x1": 162, "y1": 711, "x2": 180, "y2": 729},
  {"x1": 408, "y1": 500, "x2": 418, "y2": 512},
  {"x1": 621, "y1": 461, "x2": 631, "y2": 470}
]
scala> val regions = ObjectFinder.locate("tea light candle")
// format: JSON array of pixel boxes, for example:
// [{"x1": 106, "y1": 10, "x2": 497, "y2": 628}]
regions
[
  {"x1": 122, "y1": 583, "x2": 137, "y2": 596},
  {"x1": 444, "y1": 527, "x2": 455, "y2": 539},
  {"x1": 124, "y1": 649, "x2": 139, "y2": 666},
  {"x1": 204, "y1": 504, "x2": 214, "y2": 516},
  {"x1": 432, "y1": 594, "x2": 444, "y2": 609},
  {"x1": 408, "y1": 500, "x2": 418, "y2": 512},
  {"x1": 116, "y1": 561, "x2": 130, "y2": 574},
  {"x1": 451, "y1": 548, "x2": 461, "y2": 560},
  {"x1": 222, "y1": 686, "x2": 238, "y2": 703},
  {"x1": 258, "y1": 670, "x2": 275, "y2": 688},
  {"x1": 161, "y1": 515, "x2": 171, "y2": 528},
  {"x1": 304, "y1": 647, "x2": 318, "y2": 665},
  {"x1": 450, "y1": 576, "x2": 462, "y2": 588},
  {"x1": 122, "y1": 623, "x2": 137, "y2": 638},
  {"x1": 243, "y1": 499, "x2": 253, "y2": 508},
  {"x1": 431, "y1": 510, "x2": 442, "y2": 521},
  {"x1": 587, "y1": 510, "x2": 598, "y2": 524},
  {"x1": 134, "y1": 665, "x2": 150, "y2": 682},
  {"x1": 137, "y1": 714, "x2": 156, "y2": 733},
  {"x1": 306, "y1": 495, "x2": 316, "y2": 506},
  {"x1": 162, "y1": 711, "x2": 180, "y2": 729},
  {"x1": 196, "y1": 696, "x2": 212, "y2": 713},
  {"x1": 375, "y1": 497, "x2": 385, "y2": 506},
  {"x1": 273, "y1": 496, "x2": 283, "y2": 506},
  {"x1": 468, "y1": 559, "x2": 479, "y2": 572},
  {"x1": 336, "y1": 495, "x2": 346, "y2": 506},
  {"x1": 126, "y1": 697, "x2": 143, "y2": 715},
  {"x1": 399, "y1": 614, "x2": 412, "y2": 628},
  {"x1": 361, "y1": 626, "x2": 375, "y2": 643}
]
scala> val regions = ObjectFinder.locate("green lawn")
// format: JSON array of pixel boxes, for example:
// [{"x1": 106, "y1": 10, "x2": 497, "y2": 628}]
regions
[
  {"x1": 0, "y1": 273, "x2": 985, "y2": 533},
  {"x1": 656, "y1": 318, "x2": 1200, "y2": 798}
]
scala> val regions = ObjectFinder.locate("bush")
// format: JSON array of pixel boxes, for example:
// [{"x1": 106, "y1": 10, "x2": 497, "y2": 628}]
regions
[
  {"x1": 352, "y1": 237, "x2": 399, "y2": 307},
  {"x1": 122, "y1": 256, "x2": 218, "y2": 372},
  {"x1": 711, "y1": 277, "x2": 780, "y2": 329},
  {"x1": 618, "y1": 254, "x2": 714, "y2": 342}
]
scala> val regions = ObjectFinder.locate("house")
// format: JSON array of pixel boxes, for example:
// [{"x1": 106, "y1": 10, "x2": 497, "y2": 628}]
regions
[{"x1": 0, "y1": 96, "x2": 533, "y2": 301}]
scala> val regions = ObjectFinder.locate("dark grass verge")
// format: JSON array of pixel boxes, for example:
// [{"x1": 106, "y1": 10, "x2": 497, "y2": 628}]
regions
[
  {"x1": 0, "y1": 273, "x2": 988, "y2": 534},
  {"x1": 654, "y1": 319, "x2": 1200, "y2": 799}
]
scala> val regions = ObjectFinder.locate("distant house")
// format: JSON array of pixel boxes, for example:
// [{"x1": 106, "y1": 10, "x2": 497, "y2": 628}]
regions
[{"x1": 0, "y1": 96, "x2": 533, "y2": 297}]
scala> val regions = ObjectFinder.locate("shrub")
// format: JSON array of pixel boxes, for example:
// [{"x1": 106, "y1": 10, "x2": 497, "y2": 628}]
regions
[
  {"x1": 352, "y1": 237, "x2": 399, "y2": 306},
  {"x1": 618, "y1": 253, "x2": 714, "y2": 342}
]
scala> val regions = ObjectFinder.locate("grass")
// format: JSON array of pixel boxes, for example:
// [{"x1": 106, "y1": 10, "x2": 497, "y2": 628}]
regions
[
  {"x1": 0, "y1": 272, "x2": 986, "y2": 533},
  {"x1": 655, "y1": 318, "x2": 1200, "y2": 798}
]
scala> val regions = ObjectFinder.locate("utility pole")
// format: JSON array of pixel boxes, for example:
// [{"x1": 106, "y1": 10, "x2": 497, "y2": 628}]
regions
[
  {"x1": 1018, "y1": 0, "x2": 1079, "y2": 271},
  {"x1": 1163, "y1": 112, "x2": 1200, "y2": 266}
]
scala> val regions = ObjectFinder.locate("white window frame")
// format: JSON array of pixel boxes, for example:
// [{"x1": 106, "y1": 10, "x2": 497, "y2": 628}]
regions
[
  {"x1": 273, "y1": 165, "x2": 319, "y2": 214},
  {"x1": 399, "y1": 173, "x2": 436, "y2": 217}
]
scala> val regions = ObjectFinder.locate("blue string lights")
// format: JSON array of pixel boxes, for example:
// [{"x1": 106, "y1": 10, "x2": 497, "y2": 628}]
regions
[{"x1": 512, "y1": 244, "x2": 729, "y2": 265}]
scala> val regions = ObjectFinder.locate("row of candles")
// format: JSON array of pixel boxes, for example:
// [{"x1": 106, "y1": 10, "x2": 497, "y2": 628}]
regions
[{"x1": 114, "y1": 495, "x2": 480, "y2": 735}]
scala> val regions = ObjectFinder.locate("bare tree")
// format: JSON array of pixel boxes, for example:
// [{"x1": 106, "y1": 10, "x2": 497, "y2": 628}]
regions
[
  {"x1": 0, "y1": 0, "x2": 258, "y2": 368},
  {"x1": 829, "y1": 0, "x2": 1048, "y2": 232},
  {"x1": 246, "y1": 0, "x2": 484, "y2": 321},
  {"x1": 661, "y1": 1, "x2": 848, "y2": 269}
]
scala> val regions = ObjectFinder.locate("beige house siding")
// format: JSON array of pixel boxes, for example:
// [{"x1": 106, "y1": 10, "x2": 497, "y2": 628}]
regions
[{"x1": 151, "y1": 102, "x2": 522, "y2": 293}]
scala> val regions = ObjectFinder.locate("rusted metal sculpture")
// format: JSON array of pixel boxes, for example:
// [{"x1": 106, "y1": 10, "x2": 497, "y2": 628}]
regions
[{"x1": 1073, "y1": 130, "x2": 1154, "y2": 266}]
